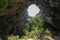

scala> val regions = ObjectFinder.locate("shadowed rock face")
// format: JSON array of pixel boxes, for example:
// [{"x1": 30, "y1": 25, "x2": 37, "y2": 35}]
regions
[
  {"x1": 0, "y1": 0, "x2": 60, "y2": 37},
  {"x1": 0, "y1": 0, "x2": 28, "y2": 36},
  {"x1": 41, "y1": 0, "x2": 60, "y2": 30}
]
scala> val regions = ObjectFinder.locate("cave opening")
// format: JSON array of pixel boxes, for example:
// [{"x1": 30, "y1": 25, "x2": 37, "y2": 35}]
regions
[{"x1": 27, "y1": 4, "x2": 40, "y2": 17}]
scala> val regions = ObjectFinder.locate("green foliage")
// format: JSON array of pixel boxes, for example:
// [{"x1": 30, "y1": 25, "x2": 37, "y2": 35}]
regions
[
  {"x1": 24, "y1": 14, "x2": 52, "y2": 39},
  {"x1": 24, "y1": 15, "x2": 43, "y2": 38},
  {"x1": 45, "y1": 29, "x2": 52, "y2": 36},
  {"x1": 0, "y1": 0, "x2": 10, "y2": 11}
]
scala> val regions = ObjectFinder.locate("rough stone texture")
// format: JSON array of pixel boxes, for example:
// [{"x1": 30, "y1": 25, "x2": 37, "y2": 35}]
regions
[
  {"x1": 42, "y1": 0, "x2": 60, "y2": 30},
  {"x1": 0, "y1": 0, "x2": 28, "y2": 37},
  {"x1": 0, "y1": 0, "x2": 60, "y2": 38}
]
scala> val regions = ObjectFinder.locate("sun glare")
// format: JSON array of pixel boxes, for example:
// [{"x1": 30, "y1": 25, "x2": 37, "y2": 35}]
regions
[{"x1": 27, "y1": 4, "x2": 40, "y2": 17}]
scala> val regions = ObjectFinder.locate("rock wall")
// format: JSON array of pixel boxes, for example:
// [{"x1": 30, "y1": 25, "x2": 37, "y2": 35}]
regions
[
  {"x1": 0, "y1": 0, "x2": 60, "y2": 37},
  {"x1": 0, "y1": 0, "x2": 28, "y2": 37}
]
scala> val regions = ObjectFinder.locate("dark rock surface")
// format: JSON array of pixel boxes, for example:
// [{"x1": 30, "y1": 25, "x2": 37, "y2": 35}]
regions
[{"x1": 0, "y1": 0, "x2": 60, "y2": 38}]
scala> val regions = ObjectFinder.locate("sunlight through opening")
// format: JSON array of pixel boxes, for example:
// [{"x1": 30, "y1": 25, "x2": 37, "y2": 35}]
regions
[{"x1": 27, "y1": 4, "x2": 40, "y2": 17}]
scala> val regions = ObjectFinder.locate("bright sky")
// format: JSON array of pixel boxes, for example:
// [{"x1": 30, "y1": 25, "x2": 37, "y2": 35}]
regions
[{"x1": 27, "y1": 4, "x2": 40, "y2": 17}]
